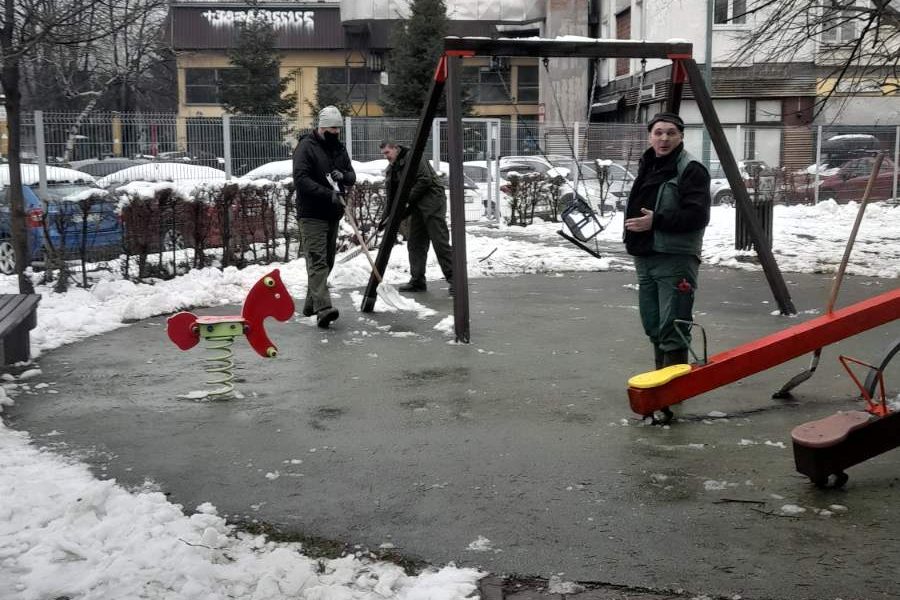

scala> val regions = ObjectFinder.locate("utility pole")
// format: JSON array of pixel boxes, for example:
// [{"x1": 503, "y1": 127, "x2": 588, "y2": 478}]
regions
[{"x1": 701, "y1": 0, "x2": 713, "y2": 168}]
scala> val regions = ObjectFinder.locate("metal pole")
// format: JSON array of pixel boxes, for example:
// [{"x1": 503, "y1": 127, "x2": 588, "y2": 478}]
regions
[
  {"x1": 682, "y1": 58, "x2": 795, "y2": 315},
  {"x1": 34, "y1": 111, "x2": 47, "y2": 196},
  {"x1": 701, "y1": 0, "x2": 713, "y2": 168},
  {"x1": 432, "y1": 118, "x2": 441, "y2": 172},
  {"x1": 361, "y1": 59, "x2": 447, "y2": 313},
  {"x1": 447, "y1": 54, "x2": 470, "y2": 343},
  {"x1": 893, "y1": 125, "x2": 899, "y2": 201},
  {"x1": 573, "y1": 121, "x2": 580, "y2": 160},
  {"x1": 222, "y1": 114, "x2": 232, "y2": 180},
  {"x1": 814, "y1": 125, "x2": 822, "y2": 204},
  {"x1": 344, "y1": 116, "x2": 353, "y2": 160}
]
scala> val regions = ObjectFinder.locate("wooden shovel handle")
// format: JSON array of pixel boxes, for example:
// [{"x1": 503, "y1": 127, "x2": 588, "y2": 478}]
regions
[{"x1": 825, "y1": 153, "x2": 884, "y2": 314}]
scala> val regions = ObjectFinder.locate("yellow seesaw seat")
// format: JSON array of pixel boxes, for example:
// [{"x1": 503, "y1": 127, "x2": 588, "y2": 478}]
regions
[{"x1": 628, "y1": 363, "x2": 692, "y2": 389}]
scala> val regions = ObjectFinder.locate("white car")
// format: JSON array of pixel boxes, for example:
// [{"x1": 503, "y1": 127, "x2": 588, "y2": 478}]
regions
[
  {"x1": 354, "y1": 159, "x2": 484, "y2": 222},
  {"x1": 708, "y1": 160, "x2": 771, "y2": 206}
]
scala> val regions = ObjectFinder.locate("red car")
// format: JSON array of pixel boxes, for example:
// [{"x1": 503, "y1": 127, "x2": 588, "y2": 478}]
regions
[{"x1": 816, "y1": 156, "x2": 896, "y2": 203}]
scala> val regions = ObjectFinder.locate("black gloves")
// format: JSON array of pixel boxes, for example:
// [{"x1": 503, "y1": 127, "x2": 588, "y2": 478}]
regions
[
  {"x1": 331, "y1": 191, "x2": 345, "y2": 206},
  {"x1": 330, "y1": 169, "x2": 344, "y2": 183}
]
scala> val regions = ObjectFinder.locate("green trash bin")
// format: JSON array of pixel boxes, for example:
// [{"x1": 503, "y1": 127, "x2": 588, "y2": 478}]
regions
[{"x1": 735, "y1": 175, "x2": 774, "y2": 251}]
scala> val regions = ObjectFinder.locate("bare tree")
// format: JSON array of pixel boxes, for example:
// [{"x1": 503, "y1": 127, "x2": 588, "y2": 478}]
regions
[
  {"x1": 732, "y1": 1, "x2": 899, "y2": 117},
  {"x1": 1, "y1": 0, "x2": 160, "y2": 292}
]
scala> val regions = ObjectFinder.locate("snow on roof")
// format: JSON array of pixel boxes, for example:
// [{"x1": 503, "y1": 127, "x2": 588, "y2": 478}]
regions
[
  {"x1": 0, "y1": 164, "x2": 96, "y2": 186},
  {"x1": 242, "y1": 160, "x2": 292, "y2": 180},
  {"x1": 96, "y1": 163, "x2": 227, "y2": 187}
]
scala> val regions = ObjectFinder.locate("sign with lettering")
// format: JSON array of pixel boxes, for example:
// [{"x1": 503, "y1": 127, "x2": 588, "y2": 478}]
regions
[{"x1": 202, "y1": 9, "x2": 315, "y2": 31}]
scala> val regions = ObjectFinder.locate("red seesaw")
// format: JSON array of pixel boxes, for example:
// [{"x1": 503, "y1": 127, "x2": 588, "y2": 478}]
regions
[{"x1": 627, "y1": 287, "x2": 900, "y2": 418}]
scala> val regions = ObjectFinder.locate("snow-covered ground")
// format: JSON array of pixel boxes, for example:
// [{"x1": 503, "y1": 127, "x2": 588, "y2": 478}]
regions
[{"x1": 0, "y1": 200, "x2": 897, "y2": 599}]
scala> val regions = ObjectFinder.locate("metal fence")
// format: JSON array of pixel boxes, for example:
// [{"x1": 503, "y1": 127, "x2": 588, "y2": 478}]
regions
[
  {"x1": 3, "y1": 111, "x2": 898, "y2": 283},
  {"x1": 11, "y1": 111, "x2": 900, "y2": 198}
]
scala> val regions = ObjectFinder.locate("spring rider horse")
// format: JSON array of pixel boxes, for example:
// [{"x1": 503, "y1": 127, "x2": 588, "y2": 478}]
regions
[{"x1": 166, "y1": 269, "x2": 295, "y2": 397}]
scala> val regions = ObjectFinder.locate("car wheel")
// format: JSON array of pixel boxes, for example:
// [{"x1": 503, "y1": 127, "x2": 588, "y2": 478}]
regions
[
  {"x1": 0, "y1": 240, "x2": 15, "y2": 275},
  {"x1": 818, "y1": 187, "x2": 836, "y2": 202},
  {"x1": 714, "y1": 190, "x2": 734, "y2": 206}
]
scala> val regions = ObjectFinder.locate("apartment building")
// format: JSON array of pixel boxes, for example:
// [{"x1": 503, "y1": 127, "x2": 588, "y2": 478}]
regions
[
  {"x1": 168, "y1": 0, "x2": 571, "y2": 130},
  {"x1": 591, "y1": 0, "x2": 899, "y2": 168}
]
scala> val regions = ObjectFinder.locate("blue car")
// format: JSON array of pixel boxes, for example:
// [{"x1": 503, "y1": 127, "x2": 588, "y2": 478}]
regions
[{"x1": 0, "y1": 183, "x2": 123, "y2": 274}]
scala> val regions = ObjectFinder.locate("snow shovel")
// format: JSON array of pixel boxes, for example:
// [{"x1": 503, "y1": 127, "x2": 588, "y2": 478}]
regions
[
  {"x1": 772, "y1": 152, "x2": 885, "y2": 399},
  {"x1": 327, "y1": 176, "x2": 409, "y2": 311}
]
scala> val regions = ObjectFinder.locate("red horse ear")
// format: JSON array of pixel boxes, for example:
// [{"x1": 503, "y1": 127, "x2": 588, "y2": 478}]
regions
[{"x1": 167, "y1": 312, "x2": 200, "y2": 350}]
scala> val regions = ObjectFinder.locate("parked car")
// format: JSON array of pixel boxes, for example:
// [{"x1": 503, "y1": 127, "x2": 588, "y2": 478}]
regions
[
  {"x1": 98, "y1": 163, "x2": 276, "y2": 254},
  {"x1": 549, "y1": 157, "x2": 635, "y2": 212},
  {"x1": 707, "y1": 160, "x2": 772, "y2": 205},
  {"x1": 354, "y1": 159, "x2": 485, "y2": 221},
  {"x1": 96, "y1": 162, "x2": 227, "y2": 190},
  {"x1": 821, "y1": 134, "x2": 883, "y2": 165},
  {"x1": 815, "y1": 156, "x2": 896, "y2": 203},
  {"x1": 71, "y1": 158, "x2": 152, "y2": 179},
  {"x1": 0, "y1": 165, "x2": 121, "y2": 274}
]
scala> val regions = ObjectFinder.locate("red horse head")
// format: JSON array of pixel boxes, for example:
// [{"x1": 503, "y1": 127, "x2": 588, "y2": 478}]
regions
[{"x1": 242, "y1": 269, "x2": 296, "y2": 357}]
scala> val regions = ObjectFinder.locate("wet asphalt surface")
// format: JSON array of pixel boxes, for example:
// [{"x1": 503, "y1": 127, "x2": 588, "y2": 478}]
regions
[{"x1": 5, "y1": 264, "x2": 900, "y2": 600}]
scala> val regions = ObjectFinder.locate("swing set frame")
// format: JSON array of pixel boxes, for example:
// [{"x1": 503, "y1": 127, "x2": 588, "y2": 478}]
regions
[{"x1": 359, "y1": 37, "x2": 797, "y2": 342}]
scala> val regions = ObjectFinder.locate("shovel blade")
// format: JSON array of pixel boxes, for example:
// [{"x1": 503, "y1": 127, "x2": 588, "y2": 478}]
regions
[{"x1": 377, "y1": 282, "x2": 419, "y2": 312}]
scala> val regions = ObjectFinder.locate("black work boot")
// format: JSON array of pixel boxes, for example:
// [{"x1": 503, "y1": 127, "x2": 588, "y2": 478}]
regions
[
  {"x1": 398, "y1": 280, "x2": 427, "y2": 292},
  {"x1": 316, "y1": 307, "x2": 339, "y2": 329},
  {"x1": 662, "y1": 347, "x2": 690, "y2": 367},
  {"x1": 654, "y1": 346, "x2": 665, "y2": 370}
]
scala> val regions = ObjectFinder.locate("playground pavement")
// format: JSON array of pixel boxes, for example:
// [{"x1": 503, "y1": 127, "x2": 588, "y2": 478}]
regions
[{"x1": 6, "y1": 264, "x2": 900, "y2": 600}]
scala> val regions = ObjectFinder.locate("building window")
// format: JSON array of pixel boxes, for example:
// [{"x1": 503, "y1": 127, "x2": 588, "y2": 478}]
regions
[
  {"x1": 821, "y1": 9, "x2": 858, "y2": 44},
  {"x1": 615, "y1": 9, "x2": 631, "y2": 76},
  {"x1": 714, "y1": 0, "x2": 746, "y2": 25},
  {"x1": 516, "y1": 66, "x2": 539, "y2": 103},
  {"x1": 185, "y1": 68, "x2": 231, "y2": 105},
  {"x1": 318, "y1": 67, "x2": 381, "y2": 104},
  {"x1": 462, "y1": 67, "x2": 511, "y2": 104}
]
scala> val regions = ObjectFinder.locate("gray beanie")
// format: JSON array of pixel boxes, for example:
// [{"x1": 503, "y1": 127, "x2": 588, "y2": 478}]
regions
[{"x1": 318, "y1": 105, "x2": 343, "y2": 128}]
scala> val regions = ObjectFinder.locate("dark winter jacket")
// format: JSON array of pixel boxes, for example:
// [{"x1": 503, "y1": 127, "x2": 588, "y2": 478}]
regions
[
  {"x1": 384, "y1": 146, "x2": 446, "y2": 219},
  {"x1": 292, "y1": 130, "x2": 356, "y2": 221},
  {"x1": 623, "y1": 144, "x2": 710, "y2": 258}
]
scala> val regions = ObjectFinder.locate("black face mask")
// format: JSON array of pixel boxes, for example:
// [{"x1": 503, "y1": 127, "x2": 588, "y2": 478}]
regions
[{"x1": 322, "y1": 131, "x2": 340, "y2": 146}]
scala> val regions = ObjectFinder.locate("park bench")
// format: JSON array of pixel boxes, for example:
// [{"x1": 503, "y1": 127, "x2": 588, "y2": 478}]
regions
[{"x1": 0, "y1": 294, "x2": 41, "y2": 365}]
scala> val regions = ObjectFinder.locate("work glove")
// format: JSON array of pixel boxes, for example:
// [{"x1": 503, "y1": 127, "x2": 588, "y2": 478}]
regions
[
  {"x1": 331, "y1": 191, "x2": 345, "y2": 206},
  {"x1": 330, "y1": 169, "x2": 344, "y2": 183}
]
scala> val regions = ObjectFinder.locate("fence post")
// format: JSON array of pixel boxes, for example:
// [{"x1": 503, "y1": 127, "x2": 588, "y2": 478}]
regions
[
  {"x1": 432, "y1": 118, "x2": 441, "y2": 171},
  {"x1": 573, "y1": 121, "x2": 580, "y2": 160},
  {"x1": 34, "y1": 111, "x2": 48, "y2": 196},
  {"x1": 814, "y1": 124, "x2": 822, "y2": 204},
  {"x1": 222, "y1": 114, "x2": 232, "y2": 179},
  {"x1": 893, "y1": 125, "x2": 899, "y2": 201},
  {"x1": 344, "y1": 115, "x2": 353, "y2": 161}
]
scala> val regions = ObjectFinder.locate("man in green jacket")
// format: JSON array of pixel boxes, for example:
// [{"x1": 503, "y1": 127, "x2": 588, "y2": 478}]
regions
[
  {"x1": 623, "y1": 112, "x2": 711, "y2": 375},
  {"x1": 380, "y1": 140, "x2": 454, "y2": 295}
]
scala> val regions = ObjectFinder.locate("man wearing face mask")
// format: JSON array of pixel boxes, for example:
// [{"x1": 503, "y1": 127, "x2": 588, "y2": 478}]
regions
[
  {"x1": 293, "y1": 105, "x2": 356, "y2": 329},
  {"x1": 623, "y1": 112, "x2": 710, "y2": 381}
]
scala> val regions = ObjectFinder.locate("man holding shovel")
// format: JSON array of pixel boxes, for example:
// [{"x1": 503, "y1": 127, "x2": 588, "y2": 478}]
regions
[
  {"x1": 379, "y1": 140, "x2": 454, "y2": 295},
  {"x1": 293, "y1": 105, "x2": 356, "y2": 328}
]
